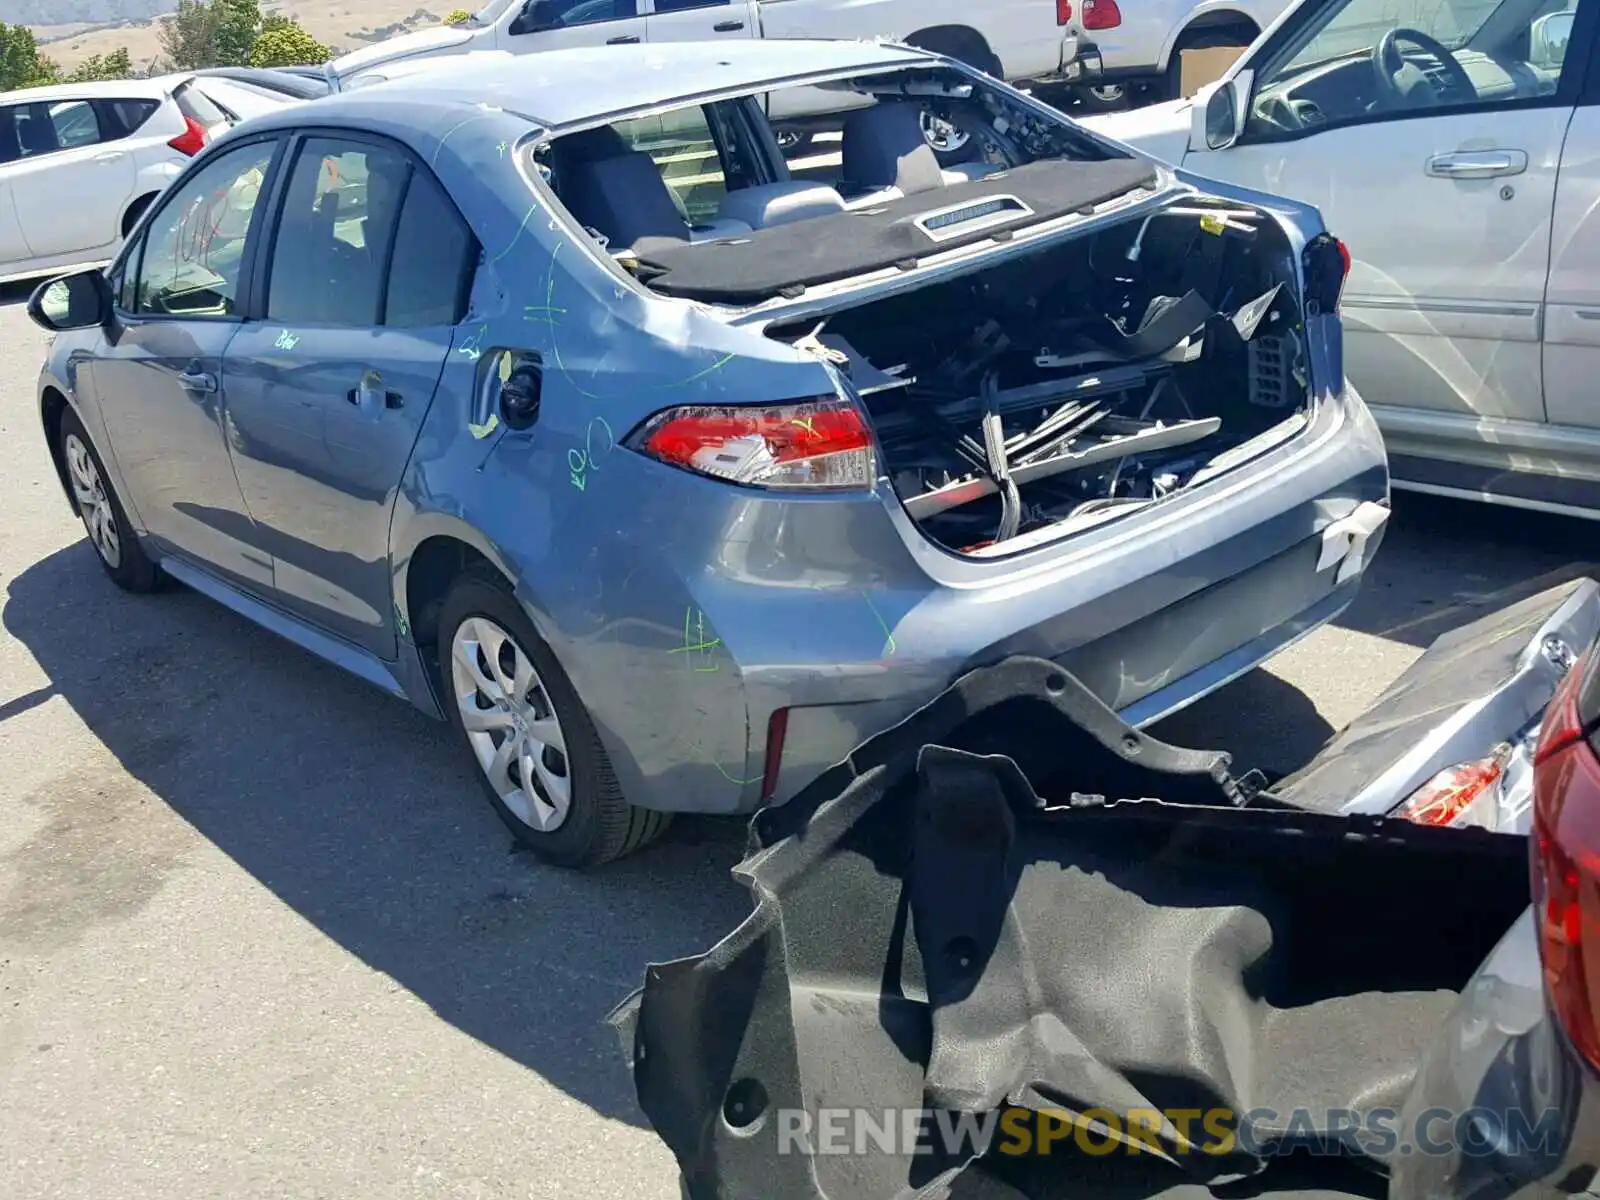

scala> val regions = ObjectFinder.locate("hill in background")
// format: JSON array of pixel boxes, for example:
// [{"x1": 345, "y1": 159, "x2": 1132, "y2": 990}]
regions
[{"x1": 8, "y1": 0, "x2": 451, "y2": 71}]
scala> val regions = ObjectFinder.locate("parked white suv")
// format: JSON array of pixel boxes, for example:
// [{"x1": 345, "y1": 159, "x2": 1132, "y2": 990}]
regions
[
  {"x1": 328, "y1": 0, "x2": 1088, "y2": 149},
  {"x1": 0, "y1": 75, "x2": 231, "y2": 285},
  {"x1": 1065, "y1": 0, "x2": 1290, "y2": 111}
]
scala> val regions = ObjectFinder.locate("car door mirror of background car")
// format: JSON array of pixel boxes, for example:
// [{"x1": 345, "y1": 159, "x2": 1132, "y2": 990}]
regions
[
  {"x1": 1531, "y1": 9, "x2": 1577, "y2": 70},
  {"x1": 1191, "y1": 69, "x2": 1255, "y2": 153},
  {"x1": 27, "y1": 270, "x2": 111, "y2": 333}
]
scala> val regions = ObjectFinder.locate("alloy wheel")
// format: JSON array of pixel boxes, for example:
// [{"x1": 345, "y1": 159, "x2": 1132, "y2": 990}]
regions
[
  {"x1": 919, "y1": 108, "x2": 970, "y2": 153},
  {"x1": 450, "y1": 615, "x2": 572, "y2": 833},
  {"x1": 64, "y1": 432, "x2": 121, "y2": 570},
  {"x1": 1087, "y1": 84, "x2": 1126, "y2": 104}
]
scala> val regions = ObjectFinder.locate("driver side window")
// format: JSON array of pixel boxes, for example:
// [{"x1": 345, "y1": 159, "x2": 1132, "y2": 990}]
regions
[
  {"x1": 512, "y1": 0, "x2": 639, "y2": 32},
  {"x1": 1244, "y1": 0, "x2": 1586, "y2": 140},
  {"x1": 133, "y1": 139, "x2": 278, "y2": 318}
]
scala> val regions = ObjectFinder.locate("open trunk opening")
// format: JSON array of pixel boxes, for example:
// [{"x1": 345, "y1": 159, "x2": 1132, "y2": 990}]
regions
[{"x1": 769, "y1": 199, "x2": 1313, "y2": 556}]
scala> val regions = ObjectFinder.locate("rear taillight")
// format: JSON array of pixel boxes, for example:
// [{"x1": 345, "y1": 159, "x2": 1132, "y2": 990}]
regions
[
  {"x1": 1532, "y1": 652, "x2": 1600, "y2": 1072},
  {"x1": 1395, "y1": 747, "x2": 1511, "y2": 829},
  {"x1": 1302, "y1": 233, "x2": 1351, "y2": 316},
  {"x1": 1056, "y1": 0, "x2": 1073, "y2": 24},
  {"x1": 1081, "y1": 0, "x2": 1121, "y2": 29},
  {"x1": 168, "y1": 115, "x2": 209, "y2": 157},
  {"x1": 629, "y1": 397, "x2": 877, "y2": 490}
]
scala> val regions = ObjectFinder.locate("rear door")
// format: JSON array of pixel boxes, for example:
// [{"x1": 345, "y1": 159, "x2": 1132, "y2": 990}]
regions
[
  {"x1": 220, "y1": 132, "x2": 476, "y2": 658},
  {"x1": 8, "y1": 97, "x2": 136, "y2": 258},
  {"x1": 644, "y1": 0, "x2": 759, "y2": 42},
  {"x1": 499, "y1": 0, "x2": 650, "y2": 48}
]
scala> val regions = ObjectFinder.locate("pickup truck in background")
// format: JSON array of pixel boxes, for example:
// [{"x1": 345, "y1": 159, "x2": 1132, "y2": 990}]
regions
[
  {"x1": 1064, "y1": 0, "x2": 1290, "y2": 111},
  {"x1": 326, "y1": 0, "x2": 1087, "y2": 152}
]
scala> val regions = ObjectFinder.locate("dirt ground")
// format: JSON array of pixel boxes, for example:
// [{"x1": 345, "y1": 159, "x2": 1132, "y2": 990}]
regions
[{"x1": 34, "y1": 1, "x2": 439, "y2": 74}]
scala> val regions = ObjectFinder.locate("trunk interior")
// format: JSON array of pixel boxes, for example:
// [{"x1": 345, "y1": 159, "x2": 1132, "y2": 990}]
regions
[{"x1": 768, "y1": 200, "x2": 1313, "y2": 557}]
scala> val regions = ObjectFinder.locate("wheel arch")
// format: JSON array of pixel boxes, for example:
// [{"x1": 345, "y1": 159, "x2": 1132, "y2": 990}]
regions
[
  {"x1": 39, "y1": 384, "x2": 76, "y2": 509},
  {"x1": 901, "y1": 25, "x2": 1004, "y2": 76},
  {"x1": 121, "y1": 190, "x2": 160, "y2": 238},
  {"x1": 1158, "y1": 7, "x2": 1262, "y2": 72}
]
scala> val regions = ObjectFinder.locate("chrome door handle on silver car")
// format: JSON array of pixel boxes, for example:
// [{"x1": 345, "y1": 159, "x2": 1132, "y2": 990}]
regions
[{"x1": 1425, "y1": 150, "x2": 1528, "y2": 179}]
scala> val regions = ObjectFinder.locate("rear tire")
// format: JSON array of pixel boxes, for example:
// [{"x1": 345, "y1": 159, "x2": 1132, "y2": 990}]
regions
[
  {"x1": 437, "y1": 570, "x2": 669, "y2": 868},
  {"x1": 1074, "y1": 83, "x2": 1129, "y2": 112},
  {"x1": 57, "y1": 408, "x2": 161, "y2": 593}
]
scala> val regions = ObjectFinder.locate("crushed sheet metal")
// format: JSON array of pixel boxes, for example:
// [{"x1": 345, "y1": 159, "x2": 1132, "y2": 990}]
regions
[{"x1": 611, "y1": 656, "x2": 1530, "y2": 1200}]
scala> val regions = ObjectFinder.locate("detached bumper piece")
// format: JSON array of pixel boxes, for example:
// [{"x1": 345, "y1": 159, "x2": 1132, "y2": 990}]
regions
[{"x1": 612, "y1": 657, "x2": 1531, "y2": 1200}]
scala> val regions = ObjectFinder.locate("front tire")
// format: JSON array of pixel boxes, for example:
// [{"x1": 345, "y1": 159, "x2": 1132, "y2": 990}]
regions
[
  {"x1": 57, "y1": 408, "x2": 161, "y2": 593},
  {"x1": 437, "y1": 571, "x2": 669, "y2": 868}
]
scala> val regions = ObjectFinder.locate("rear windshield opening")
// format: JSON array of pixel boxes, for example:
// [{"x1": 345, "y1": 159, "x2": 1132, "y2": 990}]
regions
[{"x1": 529, "y1": 64, "x2": 1141, "y2": 304}]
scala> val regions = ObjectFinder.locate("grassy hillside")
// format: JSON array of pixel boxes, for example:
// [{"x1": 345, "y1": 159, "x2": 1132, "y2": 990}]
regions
[{"x1": 22, "y1": 1, "x2": 450, "y2": 72}]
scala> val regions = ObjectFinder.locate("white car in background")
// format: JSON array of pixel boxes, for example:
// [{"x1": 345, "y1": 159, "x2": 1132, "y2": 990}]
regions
[
  {"x1": 0, "y1": 75, "x2": 233, "y2": 286},
  {"x1": 327, "y1": 0, "x2": 1086, "y2": 153},
  {"x1": 1084, "y1": 0, "x2": 1600, "y2": 518}
]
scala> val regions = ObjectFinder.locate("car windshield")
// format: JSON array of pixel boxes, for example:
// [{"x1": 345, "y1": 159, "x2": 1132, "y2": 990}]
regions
[
  {"x1": 1285, "y1": 0, "x2": 1518, "y2": 69},
  {"x1": 470, "y1": 0, "x2": 518, "y2": 24}
]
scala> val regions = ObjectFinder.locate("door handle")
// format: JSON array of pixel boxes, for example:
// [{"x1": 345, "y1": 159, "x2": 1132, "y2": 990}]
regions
[
  {"x1": 177, "y1": 368, "x2": 217, "y2": 392},
  {"x1": 93, "y1": 151, "x2": 124, "y2": 164},
  {"x1": 1425, "y1": 150, "x2": 1528, "y2": 179},
  {"x1": 607, "y1": 34, "x2": 640, "y2": 43},
  {"x1": 714, "y1": 19, "x2": 745, "y2": 30},
  {"x1": 348, "y1": 372, "x2": 403, "y2": 413}
]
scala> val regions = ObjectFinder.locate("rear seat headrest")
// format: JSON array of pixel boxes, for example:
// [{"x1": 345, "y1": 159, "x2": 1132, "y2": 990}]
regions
[{"x1": 841, "y1": 102, "x2": 947, "y2": 198}]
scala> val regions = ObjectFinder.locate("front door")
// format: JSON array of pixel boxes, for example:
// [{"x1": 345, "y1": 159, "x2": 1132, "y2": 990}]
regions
[
  {"x1": 645, "y1": 0, "x2": 758, "y2": 42},
  {"x1": 1183, "y1": 0, "x2": 1593, "y2": 431},
  {"x1": 7, "y1": 98, "x2": 136, "y2": 259},
  {"x1": 499, "y1": 0, "x2": 649, "y2": 49},
  {"x1": 87, "y1": 136, "x2": 282, "y2": 593},
  {"x1": 220, "y1": 134, "x2": 472, "y2": 658}
]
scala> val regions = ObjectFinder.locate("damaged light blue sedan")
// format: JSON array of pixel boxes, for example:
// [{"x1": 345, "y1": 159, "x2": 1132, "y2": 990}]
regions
[{"x1": 29, "y1": 40, "x2": 1389, "y2": 867}]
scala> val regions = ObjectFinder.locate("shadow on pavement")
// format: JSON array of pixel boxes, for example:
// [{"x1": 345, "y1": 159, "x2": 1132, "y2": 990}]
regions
[
  {"x1": 6, "y1": 489, "x2": 1588, "y2": 1131},
  {"x1": 1333, "y1": 490, "x2": 1596, "y2": 649},
  {"x1": 2, "y1": 543, "x2": 752, "y2": 1130}
]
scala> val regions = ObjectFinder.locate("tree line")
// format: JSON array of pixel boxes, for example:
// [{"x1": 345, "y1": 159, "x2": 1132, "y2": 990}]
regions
[{"x1": 0, "y1": 0, "x2": 337, "y2": 91}]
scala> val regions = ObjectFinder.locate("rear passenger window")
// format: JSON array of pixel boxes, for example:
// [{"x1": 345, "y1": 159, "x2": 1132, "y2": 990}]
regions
[
  {"x1": 102, "y1": 99, "x2": 160, "y2": 138},
  {"x1": 384, "y1": 168, "x2": 477, "y2": 327},
  {"x1": 266, "y1": 137, "x2": 409, "y2": 327}
]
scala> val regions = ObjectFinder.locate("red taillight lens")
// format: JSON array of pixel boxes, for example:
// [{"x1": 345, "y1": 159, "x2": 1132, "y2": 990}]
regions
[
  {"x1": 1303, "y1": 233, "x2": 1351, "y2": 316},
  {"x1": 1532, "y1": 652, "x2": 1600, "y2": 1072},
  {"x1": 631, "y1": 397, "x2": 877, "y2": 490},
  {"x1": 1081, "y1": 0, "x2": 1121, "y2": 29},
  {"x1": 1056, "y1": 0, "x2": 1073, "y2": 24},
  {"x1": 168, "y1": 115, "x2": 209, "y2": 157},
  {"x1": 1395, "y1": 749, "x2": 1509, "y2": 828}
]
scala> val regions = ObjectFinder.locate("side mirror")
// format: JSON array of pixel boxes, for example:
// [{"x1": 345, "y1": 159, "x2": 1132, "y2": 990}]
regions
[
  {"x1": 1190, "y1": 69, "x2": 1254, "y2": 153},
  {"x1": 27, "y1": 270, "x2": 110, "y2": 333},
  {"x1": 1530, "y1": 10, "x2": 1575, "y2": 69}
]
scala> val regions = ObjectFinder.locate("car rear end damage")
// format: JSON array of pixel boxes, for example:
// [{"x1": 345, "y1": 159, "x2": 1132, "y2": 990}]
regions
[{"x1": 612, "y1": 579, "x2": 1600, "y2": 1200}]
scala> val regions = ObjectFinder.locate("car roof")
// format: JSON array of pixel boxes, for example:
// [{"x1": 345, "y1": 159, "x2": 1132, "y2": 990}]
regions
[
  {"x1": 326, "y1": 39, "x2": 935, "y2": 130},
  {"x1": 0, "y1": 74, "x2": 184, "y2": 104}
]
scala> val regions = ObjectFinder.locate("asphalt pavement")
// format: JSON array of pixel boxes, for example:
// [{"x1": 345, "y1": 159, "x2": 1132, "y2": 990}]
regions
[{"x1": 0, "y1": 287, "x2": 1592, "y2": 1198}]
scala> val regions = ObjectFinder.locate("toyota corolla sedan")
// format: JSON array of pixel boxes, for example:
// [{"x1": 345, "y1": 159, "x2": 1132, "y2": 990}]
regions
[{"x1": 29, "y1": 40, "x2": 1387, "y2": 868}]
